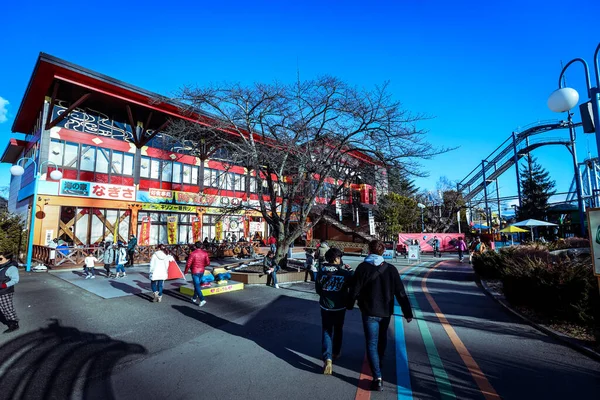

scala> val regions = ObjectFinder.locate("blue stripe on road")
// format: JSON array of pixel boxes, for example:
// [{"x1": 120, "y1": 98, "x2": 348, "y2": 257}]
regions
[{"x1": 392, "y1": 263, "x2": 425, "y2": 400}]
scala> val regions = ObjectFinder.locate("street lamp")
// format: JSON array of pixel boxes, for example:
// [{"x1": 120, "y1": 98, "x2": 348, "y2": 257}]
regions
[
  {"x1": 10, "y1": 158, "x2": 62, "y2": 272},
  {"x1": 417, "y1": 203, "x2": 426, "y2": 233}
]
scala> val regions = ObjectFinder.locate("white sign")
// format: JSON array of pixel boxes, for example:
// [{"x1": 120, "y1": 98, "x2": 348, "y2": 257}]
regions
[
  {"x1": 249, "y1": 221, "x2": 263, "y2": 235},
  {"x1": 382, "y1": 249, "x2": 394, "y2": 259},
  {"x1": 336, "y1": 200, "x2": 342, "y2": 221},
  {"x1": 408, "y1": 245, "x2": 420, "y2": 261},
  {"x1": 368, "y1": 210, "x2": 375, "y2": 236},
  {"x1": 45, "y1": 230, "x2": 54, "y2": 246},
  {"x1": 60, "y1": 179, "x2": 136, "y2": 201},
  {"x1": 586, "y1": 208, "x2": 600, "y2": 275}
]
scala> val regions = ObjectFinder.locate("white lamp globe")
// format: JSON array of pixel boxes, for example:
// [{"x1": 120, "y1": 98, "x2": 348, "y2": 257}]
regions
[
  {"x1": 548, "y1": 87, "x2": 579, "y2": 113},
  {"x1": 49, "y1": 170, "x2": 63, "y2": 180},
  {"x1": 10, "y1": 165, "x2": 25, "y2": 176},
  {"x1": 417, "y1": 203, "x2": 426, "y2": 209}
]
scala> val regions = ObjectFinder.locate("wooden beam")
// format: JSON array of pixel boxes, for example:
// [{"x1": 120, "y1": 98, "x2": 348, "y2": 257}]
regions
[
  {"x1": 126, "y1": 105, "x2": 139, "y2": 147},
  {"x1": 45, "y1": 81, "x2": 60, "y2": 130},
  {"x1": 139, "y1": 120, "x2": 169, "y2": 147},
  {"x1": 144, "y1": 112, "x2": 153, "y2": 136},
  {"x1": 47, "y1": 93, "x2": 91, "y2": 130}
]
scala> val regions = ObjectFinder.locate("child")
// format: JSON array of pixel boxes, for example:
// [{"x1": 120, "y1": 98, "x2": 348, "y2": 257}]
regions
[
  {"x1": 83, "y1": 253, "x2": 99, "y2": 279},
  {"x1": 115, "y1": 243, "x2": 128, "y2": 278},
  {"x1": 304, "y1": 248, "x2": 316, "y2": 282}
]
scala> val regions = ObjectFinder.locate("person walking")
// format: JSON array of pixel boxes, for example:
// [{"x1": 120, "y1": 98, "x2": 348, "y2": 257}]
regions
[
  {"x1": 317, "y1": 240, "x2": 330, "y2": 267},
  {"x1": 469, "y1": 236, "x2": 486, "y2": 264},
  {"x1": 103, "y1": 242, "x2": 115, "y2": 277},
  {"x1": 432, "y1": 236, "x2": 441, "y2": 258},
  {"x1": 347, "y1": 240, "x2": 413, "y2": 391},
  {"x1": 0, "y1": 252, "x2": 20, "y2": 333},
  {"x1": 83, "y1": 252, "x2": 98, "y2": 279},
  {"x1": 126, "y1": 234, "x2": 137, "y2": 267},
  {"x1": 315, "y1": 248, "x2": 353, "y2": 375},
  {"x1": 304, "y1": 248, "x2": 316, "y2": 282},
  {"x1": 457, "y1": 237, "x2": 468, "y2": 263},
  {"x1": 149, "y1": 244, "x2": 170, "y2": 303},
  {"x1": 184, "y1": 241, "x2": 210, "y2": 307},
  {"x1": 115, "y1": 242, "x2": 128, "y2": 278},
  {"x1": 263, "y1": 251, "x2": 280, "y2": 289}
]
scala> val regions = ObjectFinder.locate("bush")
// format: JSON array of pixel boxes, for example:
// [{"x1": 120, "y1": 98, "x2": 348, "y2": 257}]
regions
[
  {"x1": 472, "y1": 251, "x2": 504, "y2": 279},
  {"x1": 548, "y1": 237, "x2": 590, "y2": 251}
]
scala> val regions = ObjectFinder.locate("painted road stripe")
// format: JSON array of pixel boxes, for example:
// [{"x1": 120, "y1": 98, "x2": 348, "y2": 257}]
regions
[
  {"x1": 355, "y1": 264, "x2": 418, "y2": 400},
  {"x1": 422, "y1": 261, "x2": 500, "y2": 400},
  {"x1": 406, "y1": 267, "x2": 457, "y2": 399}
]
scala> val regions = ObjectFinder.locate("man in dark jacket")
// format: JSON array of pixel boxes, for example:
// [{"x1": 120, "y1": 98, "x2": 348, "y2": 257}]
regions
[
  {"x1": 315, "y1": 248, "x2": 353, "y2": 375},
  {"x1": 347, "y1": 240, "x2": 413, "y2": 391},
  {"x1": 126, "y1": 234, "x2": 137, "y2": 267},
  {"x1": 184, "y1": 242, "x2": 211, "y2": 307}
]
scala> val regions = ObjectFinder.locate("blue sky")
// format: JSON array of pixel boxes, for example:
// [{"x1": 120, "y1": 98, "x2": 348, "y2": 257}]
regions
[{"x1": 1, "y1": 0, "x2": 599, "y2": 210}]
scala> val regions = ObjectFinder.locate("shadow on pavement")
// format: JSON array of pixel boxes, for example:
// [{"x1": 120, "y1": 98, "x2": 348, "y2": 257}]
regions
[
  {"x1": 172, "y1": 295, "x2": 365, "y2": 387},
  {"x1": 0, "y1": 319, "x2": 146, "y2": 399}
]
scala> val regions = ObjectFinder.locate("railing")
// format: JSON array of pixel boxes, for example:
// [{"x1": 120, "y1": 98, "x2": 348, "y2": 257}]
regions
[{"x1": 32, "y1": 242, "x2": 265, "y2": 267}]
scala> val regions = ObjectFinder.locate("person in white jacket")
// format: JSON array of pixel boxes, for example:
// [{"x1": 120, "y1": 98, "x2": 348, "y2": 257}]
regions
[{"x1": 149, "y1": 244, "x2": 171, "y2": 303}]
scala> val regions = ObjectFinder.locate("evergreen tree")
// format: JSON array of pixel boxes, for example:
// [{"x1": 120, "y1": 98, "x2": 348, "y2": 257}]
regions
[
  {"x1": 517, "y1": 155, "x2": 556, "y2": 220},
  {"x1": 376, "y1": 193, "x2": 419, "y2": 238},
  {"x1": 387, "y1": 167, "x2": 419, "y2": 197}
]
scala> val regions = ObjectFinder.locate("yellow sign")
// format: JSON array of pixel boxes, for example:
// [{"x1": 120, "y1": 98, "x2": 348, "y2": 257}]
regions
[
  {"x1": 142, "y1": 203, "x2": 198, "y2": 213},
  {"x1": 167, "y1": 216, "x2": 178, "y2": 244}
]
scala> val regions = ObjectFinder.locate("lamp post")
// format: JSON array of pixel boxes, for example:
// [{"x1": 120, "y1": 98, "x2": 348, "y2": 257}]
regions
[
  {"x1": 417, "y1": 202, "x2": 426, "y2": 233},
  {"x1": 10, "y1": 158, "x2": 62, "y2": 272}
]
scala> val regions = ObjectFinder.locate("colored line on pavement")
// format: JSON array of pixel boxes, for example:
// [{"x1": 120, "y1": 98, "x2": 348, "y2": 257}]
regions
[
  {"x1": 421, "y1": 261, "x2": 500, "y2": 400},
  {"x1": 406, "y1": 267, "x2": 457, "y2": 399},
  {"x1": 354, "y1": 264, "x2": 418, "y2": 400}
]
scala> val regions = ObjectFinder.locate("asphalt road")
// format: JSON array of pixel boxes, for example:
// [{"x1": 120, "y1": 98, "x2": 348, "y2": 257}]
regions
[{"x1": 0, "y1": 255, "x2": 598, "y2": 399}]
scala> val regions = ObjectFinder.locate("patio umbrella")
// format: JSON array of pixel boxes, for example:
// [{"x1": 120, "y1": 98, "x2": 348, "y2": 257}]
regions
[
  {"x1": 512, "y1": 219, "x2": 558, "y2": 241},
  {"x1": 499, "y1": 225, "x2": 529, "y2": 244},
  {"x1": 472, "y1": 223, "x2": 489, "y2": 230}
]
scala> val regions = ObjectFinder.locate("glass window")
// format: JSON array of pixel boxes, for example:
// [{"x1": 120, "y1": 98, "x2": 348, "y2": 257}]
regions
[
  {"x1": 182, "y1": 164, "x2": 192, "y2": 184},
  {"x1": 140, "y1": 156, "x2": 151, "y2": 178},
  {"x1": 250, "y1": 177, "x2": 256, "y2": 193},
  {"x1": 49, "y1": 139, "x2": 63, "y2": 166},
  {"x1": 123, "y1": 153, "x2": 134, "y2": 176},
  {"x1": 240, "y1": 175, "x2": 246, "y2": 192},
  {"x1": 112, "y1": 151, "x2": 123, "y2": 174},
  {"x1": 150, "y1": 159, "x2": 160, "y2": 179},
  {"x1": 161, "y1": 161, "x2": 172, "y2": 182},
  {"x1": 216, "y1": 170, "x2": 226, "y2": 190},
  {"x1": 173, "y1": 163, "x2": 182, "y2": 183},
  {"x1": 203, "y1": 168, "x2": 212, "y2": 187},
  {"x1": 191, "y1": 166, "x2": 199, "y2": 185},
  {"x1": 97, "y1": 148, "x2": 110, "y2": 174},
  {"x1": 80, "y1": 146, "x2": 96, "y2": 171},
  {"x1": 64, "y1": 142, "x2": 79, "y2": 168}
]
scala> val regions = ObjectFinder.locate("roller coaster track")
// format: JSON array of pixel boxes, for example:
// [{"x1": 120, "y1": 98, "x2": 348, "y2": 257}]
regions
[{"x1": 458, "y1": 120, "x2": 582, "y2": 202}]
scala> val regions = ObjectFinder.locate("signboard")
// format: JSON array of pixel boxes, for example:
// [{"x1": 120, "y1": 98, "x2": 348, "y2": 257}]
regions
[
  {"x1": 45, "y1": 230, "x2": 54, "y2": 246},
  {"x1": 60, "y1": 179, "x2": 135, "y2": 201},
  {"x1": 586, "y1": 208, "x2": 600, "y2": 275},
  {"x1": 139, "y1": 217, "x2": 151, "y2": 246},
  {"x1": 368, "y1": 210, "x2": 376, "y2": 236},
  {"x1": 141, "y1": 203, "x2": 198, "y2": 213},
  {"x1": 249, "y1": 221, "x2": 263, "y2": 235},
  {"x1": 167, "y1": 216, "x2": 178, "y2": 244},
  {"x1": 192, "y1": 217, "x2": 202, "y2": 243},
  {"x1": 408, "y1": 245, "x2": 420, "y2": 261},
  {"x1": 336, "y1": 200, "x2": 342, "y2": 221},
  {"x1": 382, "y1": 249, "x2": 394, "y2": 259},
  {"x1": 138, "y1": 189, "x2": 247, "y2": 208}
]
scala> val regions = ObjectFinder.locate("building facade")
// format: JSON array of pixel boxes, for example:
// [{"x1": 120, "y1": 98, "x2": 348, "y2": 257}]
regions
[{"x1": 2, "y1": 53, "x2": 380, "y2": 251}]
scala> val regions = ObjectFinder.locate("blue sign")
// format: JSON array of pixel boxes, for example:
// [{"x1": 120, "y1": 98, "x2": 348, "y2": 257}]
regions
[{"x1": 60, "y1": 180, "x2": 90, "y2": 196}]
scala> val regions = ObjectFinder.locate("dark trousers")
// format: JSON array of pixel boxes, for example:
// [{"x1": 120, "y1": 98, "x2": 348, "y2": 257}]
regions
[
  {"x1": 458, "y1": 249, "x2": 464, "y2": 261},
  {"x1": 104, "y1": 264, "x2": 112, "y2": 276},
  {"x1": 127, "y1": 250, "x2": 135, "y2": 266},
  {"x1": 304, "y1": 268, "x2": 316, "y2": 282},
  {"x1": 321, "y1": 309, "x2": 346, "y2": 361},
  {"x1": 362, "y1": 314, "x2": 391, "y2": 379}
]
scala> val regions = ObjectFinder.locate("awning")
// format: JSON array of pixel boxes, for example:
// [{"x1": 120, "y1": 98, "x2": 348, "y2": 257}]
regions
[{"x1": 0, "y1": 138, "x2": 29, "y2": 163}]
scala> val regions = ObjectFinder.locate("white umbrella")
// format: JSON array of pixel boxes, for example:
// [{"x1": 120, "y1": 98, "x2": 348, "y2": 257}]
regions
[{"x1": 512, "y1": 219, "x2": 558, "y2": 241}]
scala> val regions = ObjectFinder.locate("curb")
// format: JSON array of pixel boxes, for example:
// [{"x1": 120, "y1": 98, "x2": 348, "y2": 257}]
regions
[{"x1": 476, "y1": 276, "x2": 600, "y2": 363}]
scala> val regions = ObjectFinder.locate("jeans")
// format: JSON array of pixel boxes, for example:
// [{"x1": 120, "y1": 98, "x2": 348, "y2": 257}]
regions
[
  {"x1": 151, "y1": 280, "x2": 164, "y2": 296},
  {"x1": 458, "y1": 249, "x2": 464, "y2": 261},
  {"x1": 270, "y1": 244, "x2": 276, "y2": 253},
  {"x1": 362, "y1": 314, "x2": 391, "y2": 379},
  {"x1": 321, "y1": 309, "x2": 346, "y2": 361},
  {"x1": 266, "y1": 265, "x2": 280, "y2": 286},
  {"x1": 83, "y1": 266, "x2": 95, "y2": 276},
  {"x1": 191, "y1": 273, "x2": 205, "y2": 301},
  {"x1": 116, "y1": 264, "x2": 125, "y2": 273}
]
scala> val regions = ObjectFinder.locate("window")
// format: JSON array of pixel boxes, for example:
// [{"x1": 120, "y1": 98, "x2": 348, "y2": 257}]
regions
[
  {"x1": 191, "y1": 166, "x2": 199, "y2": 185},
  {"x1": 150, "y1": 159, "x2": 160, "y2": 179},
  {"x1": 250, "y1": 177, "x2": 256, "y2": 193},
  {"x1": 203, "y1": 168, "x2": 212, "y2": 188},
  {"x1": 97, "y1": 148, "x2": 110, "y2": 174},
  {"x1": 112, "y1": 151, "x2": 123, "y2": 174},
  {"x1": 64, "y1": 142, "x2": 79, "y2": 168},
  {"x1": 80, "y1": 146, "x2": 96, "y2": 171},
  {"x1": 123, "y1": 153, "x2": 134, "y2": 175},
  {"x1": 49, "y1": 139, "x2": 63, "y2": 166},
  {"x1": 161, "y1": 161, "x2": 172, "y2": 182},
  {"x1": 140, "y1": 156, "x2": 151, "y2": 178},
  {"x1": 173, "y1": 163, "x2": 182, "y2": 183},
  {"x1": 182, "y1": 164, "x2": 192, "y2": 184}
]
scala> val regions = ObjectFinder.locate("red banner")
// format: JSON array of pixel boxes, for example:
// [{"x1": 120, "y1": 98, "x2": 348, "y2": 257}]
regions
[
  {"x1": 140, "y1": 217, "x2": 151, "y2": 246},
  {"x1": 398, "y1": 233, "x2": 465, "y2": 252},
  {"x1": 192, "y1": 217, "x2": 202, "y2": 243}
]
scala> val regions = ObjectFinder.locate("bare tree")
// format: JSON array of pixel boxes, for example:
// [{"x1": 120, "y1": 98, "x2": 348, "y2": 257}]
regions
[
  {"x1": 165, "y1": 76, "x2": 445, "y2": 262},
  {"x1": 418, "y1": 177, "x2": 465, "y2": 233}
]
